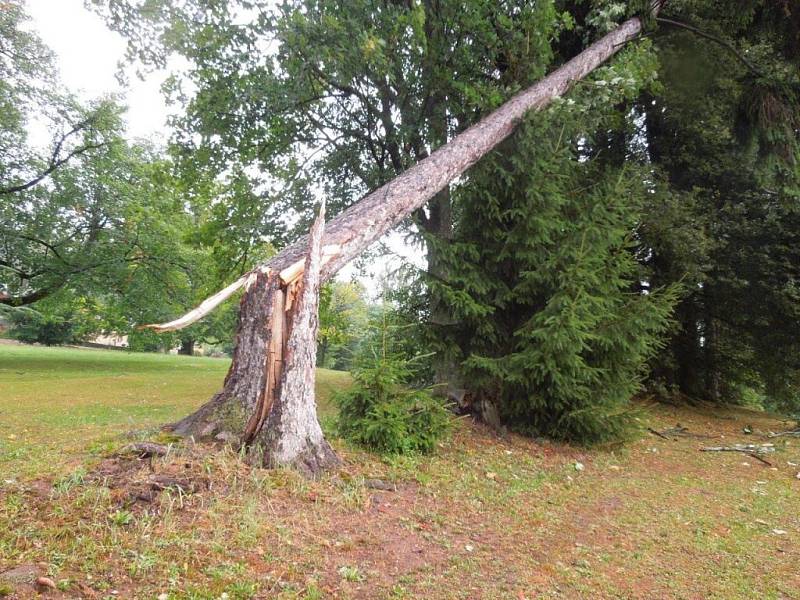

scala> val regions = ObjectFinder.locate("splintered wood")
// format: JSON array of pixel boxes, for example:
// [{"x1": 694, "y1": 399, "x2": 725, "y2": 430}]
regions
[
  {"x1": 253, "y1": 199, "x2": 339, "y2": 474},
  {"x1": 278, "y1": 244, "x2": 341, "y2": 286},
  {"x1": 242, "y1": 287, "x2": 287, "y2": 442},
  {"x1": 241, "y1": 278, "x2": 305, "y2": 442}
]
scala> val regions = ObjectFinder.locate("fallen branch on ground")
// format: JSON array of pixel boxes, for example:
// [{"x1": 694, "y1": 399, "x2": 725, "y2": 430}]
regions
[
  {"x1": 648, "y1": 424, "x2": 716, "y2": 440},
  {"x1": 767, "y1": 428, "x2": 800, "y2": 438},
  {"x1": 701, "y1": 444, "x2": 775, "y2": 466},
  {"x1": 647, "y1": 427, "x2": 672, "y2": 440}
]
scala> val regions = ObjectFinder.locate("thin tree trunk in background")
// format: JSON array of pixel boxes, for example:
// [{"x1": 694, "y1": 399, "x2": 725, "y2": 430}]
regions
[
  {"x1": 156, "y1": 6, "x2": 661, "y2": 462},
  {"x1": 704, "y1": 312, "x2": 722, "y2": 403},
  {"x1": 316, "y1": 338, "x2": 329, "y2": 368},
  {"x1": 178, "y1": 338, "x2": 195, "y2": 356},
  {"x1": 676, "y1": 301, "x2": 703, "y2": 399},
  {"x1": 421, "y1": 0, "x2": 461, "y2": 398},
  {"x1": 424, "y1": 187, "x2": 464, "y2": 397}
]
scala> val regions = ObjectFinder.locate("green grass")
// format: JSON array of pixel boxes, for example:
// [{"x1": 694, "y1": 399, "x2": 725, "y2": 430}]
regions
[
  {"x1": 0, "y1": 343, "x2": 798, "y2": 599},
  {"x1": 0, "y1": 343, "x2": 348, "y2": 478}
]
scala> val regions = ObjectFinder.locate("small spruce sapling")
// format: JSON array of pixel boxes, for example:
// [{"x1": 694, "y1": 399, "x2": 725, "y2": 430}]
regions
[{"x1": 335, "y1": 308, "x2": 451, "y2": 455}]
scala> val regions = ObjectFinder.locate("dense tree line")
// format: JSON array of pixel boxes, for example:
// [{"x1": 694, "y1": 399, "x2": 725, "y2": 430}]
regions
[{"x1": 93, "y1": 0, "x2": 800, "y2": 426}]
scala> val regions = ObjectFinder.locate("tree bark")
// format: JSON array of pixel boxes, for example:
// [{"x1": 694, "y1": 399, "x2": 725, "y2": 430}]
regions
[
  {"x1": 704, "y1": 308, "x2": 722, "y2": 403},
  {"x1": 420, "y1": 0, "x2": 461, "y2": 396},
  {"x1": 154, "y1": 8, "x2": 660, "y2": 465},
  {"x1": 250, "y1": 201, "x2": 339, "y2": 475},
  {"x1": 178, "y1": 338, "x2": 195, "y2": 356},
  {"x1": 151, "y1": 10, "x2": 654, "y2": 336},
  {"x1": 168, "y1": 271, "x2": 281, "y2": 439}
]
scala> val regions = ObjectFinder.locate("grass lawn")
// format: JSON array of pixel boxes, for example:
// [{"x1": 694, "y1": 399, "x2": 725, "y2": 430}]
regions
[{"x1": 1, "y1": 343, "x2": 799, "y2": 599}]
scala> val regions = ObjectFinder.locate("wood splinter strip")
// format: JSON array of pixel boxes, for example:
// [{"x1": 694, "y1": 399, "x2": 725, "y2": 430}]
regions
[
  {"x1": 141, "y1": 243, "x2": 339, "y2": 334},
  {"x1": 142, "y1": 267, "x2": 270, "y2": 333},
  {"x1": 278, "y1": 244, "x2": 341, "y2": 285}
]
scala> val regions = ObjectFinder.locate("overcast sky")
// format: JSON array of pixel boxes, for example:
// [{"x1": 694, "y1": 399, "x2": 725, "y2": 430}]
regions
[{"x1": 27, "y1": 0, "x2": 171, "y2": 141}]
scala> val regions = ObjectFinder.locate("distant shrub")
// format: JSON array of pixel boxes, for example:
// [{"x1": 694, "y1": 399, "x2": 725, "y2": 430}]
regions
[
  {"x1": 127, "y1": 328, "x2": 175, "y2": 353},
  {"x1": 335, "y1": 310, "x2": 451, "y2": 455},
  {"x1": 8, "y1": 308, "x2": 76, "y2": 346}
]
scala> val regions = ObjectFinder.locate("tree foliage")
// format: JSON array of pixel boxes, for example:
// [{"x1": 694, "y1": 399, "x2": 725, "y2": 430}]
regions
[
  {"x1": 335, "y1": 308, "x2": 451, "y2": 455},
  {"x1": 317, "y1": 280, "x2": 369, "y2": 369},
  {"x1": 432, "y1": 43, "x2": 679, "y2": 443},
  {"x1": 0, "y1": 3, "x2": 119, "y2": 198},
  {"x1": 641, "y1": 0, "x2": 800, "y2": 411},
  {"x1": 0, "y1": 2, "x2": 241, "y2": 351},
  {"x1": 85, "y1": 0, "x2": 800, "y2": 426}
]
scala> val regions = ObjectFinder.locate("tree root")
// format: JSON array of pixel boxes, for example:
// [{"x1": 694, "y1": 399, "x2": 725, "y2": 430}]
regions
[{"x1": 165, "y1": 392, "x2": 246, "y2": 443}]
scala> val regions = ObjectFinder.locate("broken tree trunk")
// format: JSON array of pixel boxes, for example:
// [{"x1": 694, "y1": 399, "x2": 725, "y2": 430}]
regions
[
  {"x1": 168, "y1": 269, "x2": 282, "y2": 439},
  {"x1": 148, "y1": 5, "x2": 662, "y2": 468},
  {"x1": 249, "y1": 200, "x2": 340, "y2": 474}
]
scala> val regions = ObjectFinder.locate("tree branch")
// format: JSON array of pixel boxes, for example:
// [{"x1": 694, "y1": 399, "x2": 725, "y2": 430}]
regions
[
  {"x1": 0, "y1": 117, "x2": 107, "y2": 195},
  {"x1": 0, "y1": 283, "x2": 63, "y2": 306},
  {"x1": 656, "y1": 17, "x2": 764, "y2": 77}
]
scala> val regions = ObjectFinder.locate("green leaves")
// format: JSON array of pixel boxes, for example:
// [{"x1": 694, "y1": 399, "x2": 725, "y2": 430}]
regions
[{"x1": 438, "y1": 41, "x2": 678, "y2": 444}]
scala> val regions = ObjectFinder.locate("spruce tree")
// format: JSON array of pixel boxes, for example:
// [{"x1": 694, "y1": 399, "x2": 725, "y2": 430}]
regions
[
  {"x1": 434, "y1": 46, "x2": 679, "y2": 444},
  {"x1": 641, "y1": 1, "x2": 800, "y2": 411}
]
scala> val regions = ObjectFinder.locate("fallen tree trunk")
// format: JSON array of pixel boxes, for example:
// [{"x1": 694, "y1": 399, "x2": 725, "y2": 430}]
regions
[{"x1": 150, "y1": 4, "x2": 662, "y2": 470}]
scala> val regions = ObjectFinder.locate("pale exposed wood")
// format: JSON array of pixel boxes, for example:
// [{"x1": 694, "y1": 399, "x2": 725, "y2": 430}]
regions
[
  {"x1": 284, "y1": 280, "x2": 300, "y2": 314},
  {"x1": 242, "y1": 288, "x2": 286, "y2": 442},
  {"x1": 144, "y1": 267, "x2": 268, "y2": 333},
  {"x1": 254, "y1": 200, "x2": 339, "y2": 474},
  {"x1": 278, "y1": 244, "x2": 341, "y2": 285}
]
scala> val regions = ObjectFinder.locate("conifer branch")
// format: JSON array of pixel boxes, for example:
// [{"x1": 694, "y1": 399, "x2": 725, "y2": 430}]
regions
[{"x1": 656, "y1": 17, "x2": 765, "y2": 78}]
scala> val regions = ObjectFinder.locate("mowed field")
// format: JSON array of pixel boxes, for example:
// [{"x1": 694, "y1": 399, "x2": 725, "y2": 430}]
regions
[{"x1": 0, "y1": 343, "x2": 799, "y2": 599}]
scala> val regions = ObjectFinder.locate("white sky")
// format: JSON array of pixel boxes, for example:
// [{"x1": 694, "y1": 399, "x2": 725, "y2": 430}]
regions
[
  {"x1": 25, "y1": 0, "x2": 422, "y2": 297},
  {"x1": 26, "y1": 0, "x2": 172, "y2": 142}
]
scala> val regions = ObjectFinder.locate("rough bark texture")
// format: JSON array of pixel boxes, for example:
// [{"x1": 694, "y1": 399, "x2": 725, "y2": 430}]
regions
[
  {"x1": 163, "y1": 9, "x2": 656, "y2": 453},
  {"x1": 167, "y1": 271, "x2": 281, "y2": 440},
  {"x1": 251, "y1": 203, "x2": 340, "y2": 475}
]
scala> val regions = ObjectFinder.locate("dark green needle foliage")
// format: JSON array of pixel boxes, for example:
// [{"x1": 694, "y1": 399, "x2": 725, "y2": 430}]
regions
[
  {"x1": 435, "y1": 46, "x2": 680, "y2": 444},
  {"x1": 335, "y1": 309, "x2": 451, "y2": 455}
]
